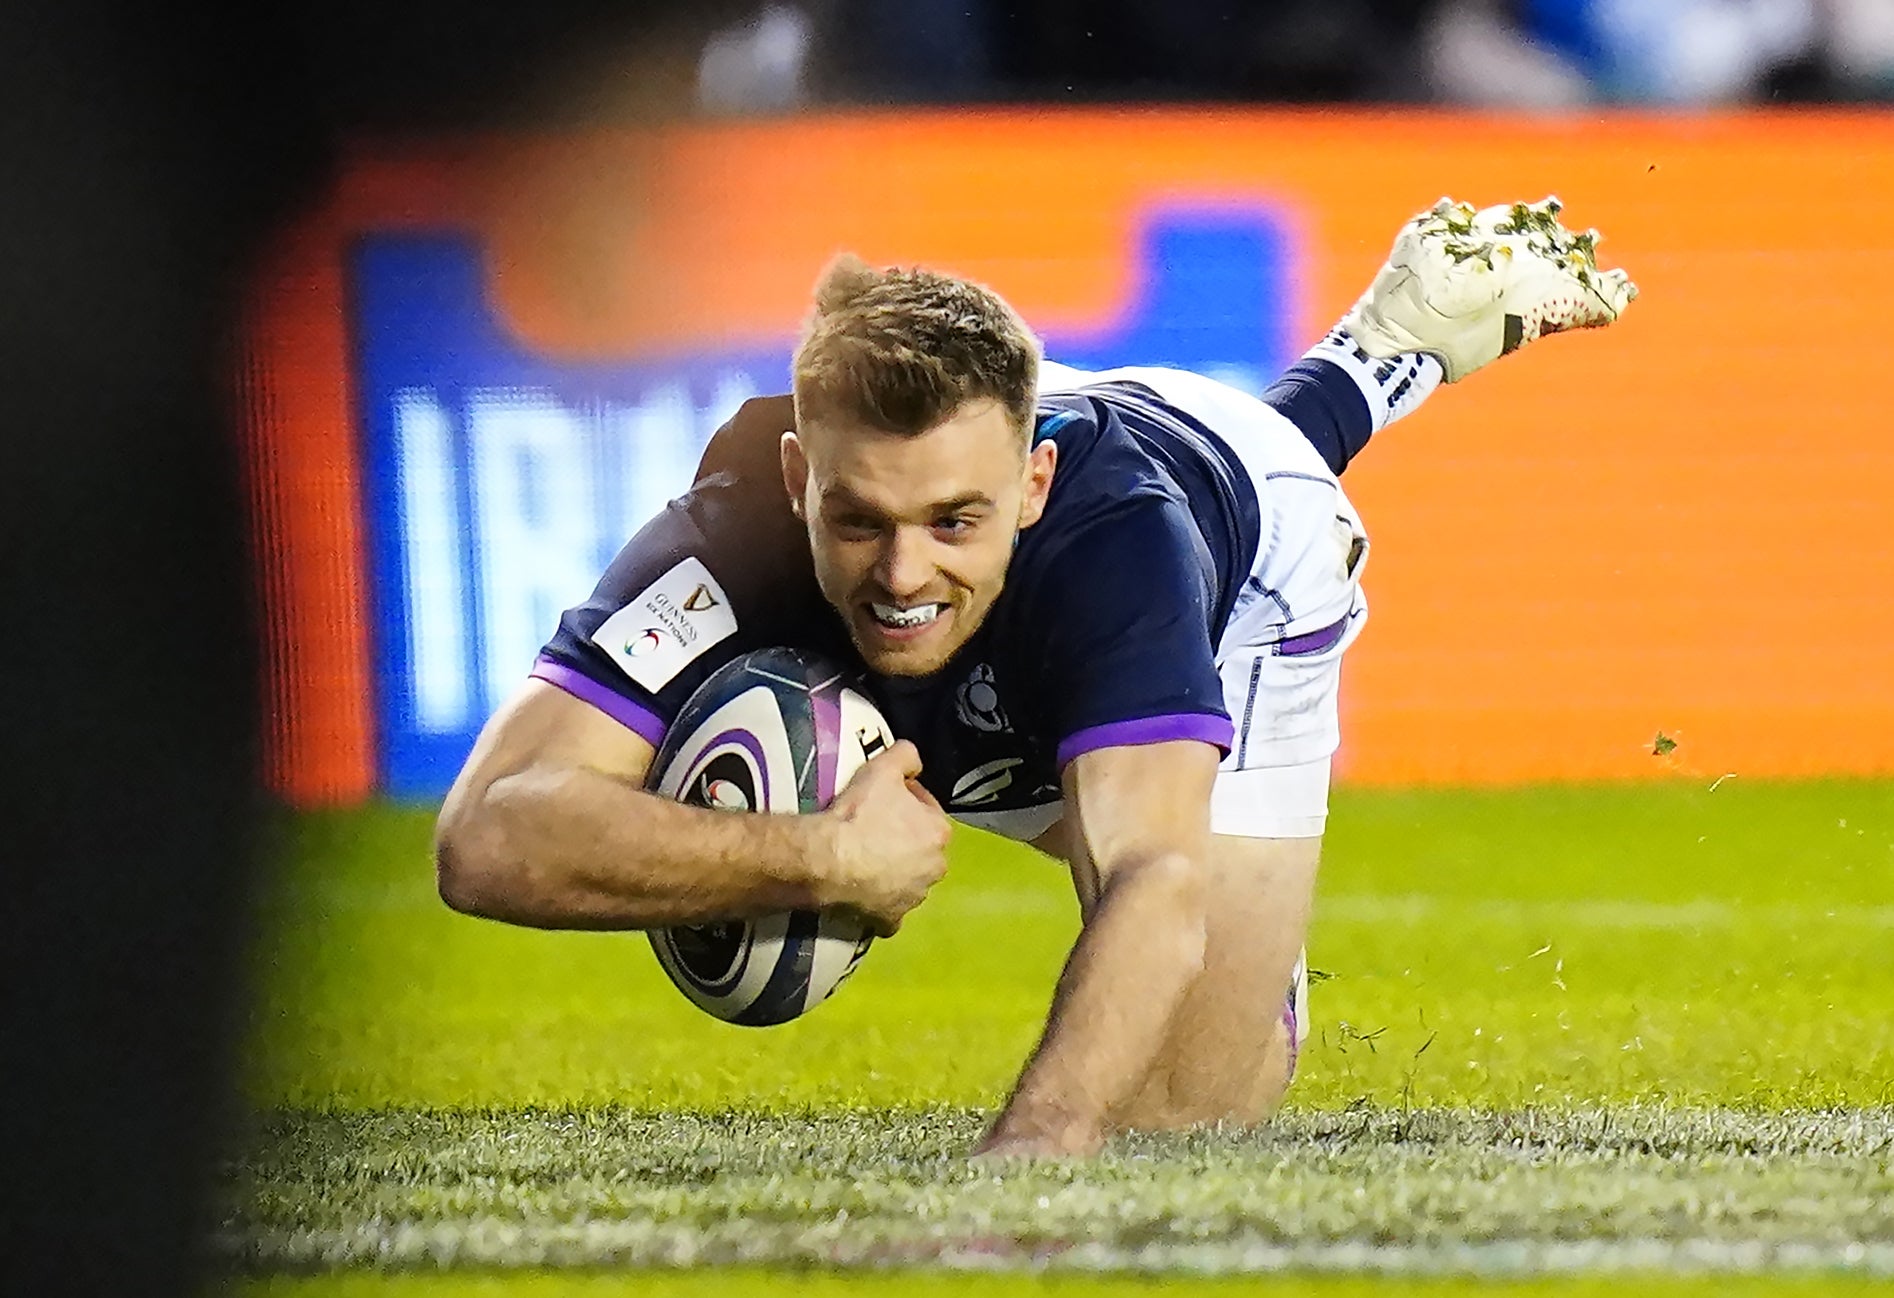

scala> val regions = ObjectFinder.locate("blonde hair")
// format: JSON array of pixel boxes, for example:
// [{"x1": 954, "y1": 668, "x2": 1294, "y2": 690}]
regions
[{"x1": 792, "y1": 254, "x2": 1041, "y2": 442}]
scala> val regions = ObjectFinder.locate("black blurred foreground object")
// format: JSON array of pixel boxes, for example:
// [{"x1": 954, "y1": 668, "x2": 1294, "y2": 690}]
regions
[
  {"x1": 0, "y1": 2, "x2": 286, "y2": 1288},
  {"x1": 0, "y1": 1, "x2": 737, "y2": 1291}
]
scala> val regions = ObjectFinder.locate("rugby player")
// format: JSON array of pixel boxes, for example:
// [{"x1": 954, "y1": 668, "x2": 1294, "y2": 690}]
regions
[{"x1": 434, "y1": 198, "x2": 1635, "y2": 1157}]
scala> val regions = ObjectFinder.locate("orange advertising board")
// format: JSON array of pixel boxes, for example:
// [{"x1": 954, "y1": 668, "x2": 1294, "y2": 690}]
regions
[{"x1": 242, "y1": 109, "x2": 1894, "y2": 803}]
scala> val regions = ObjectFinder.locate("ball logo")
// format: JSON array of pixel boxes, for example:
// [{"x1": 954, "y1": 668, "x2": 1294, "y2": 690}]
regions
[
  {"x1": 665, "y1": 921, "x2": 749, "y2": 986},
  {"x1": 686, "y1": 751, "x2": 759, "y2": 814},
  {"x1": 682, "y1": 583, "x2": 720, "y2": 613},
  {"x1": 699, "y1": 777, "x2": 750, "y2": 811},
  {"x1": 626, "y1": 628, "x2": 665, "y2": 657}
]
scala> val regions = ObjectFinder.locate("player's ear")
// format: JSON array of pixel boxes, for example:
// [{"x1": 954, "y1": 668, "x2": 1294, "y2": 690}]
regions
[
  {"x1": 780, "y1": 431, "x2": 809, "y2": 520},
  {"x1": 1017, "y1": 439, "x2": 1056, "y2": 530}
]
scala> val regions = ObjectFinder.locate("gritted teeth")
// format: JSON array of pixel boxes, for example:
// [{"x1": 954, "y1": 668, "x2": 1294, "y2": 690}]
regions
[{"x1": 870, "y1": 602, "x2": 944, "y2": 629}]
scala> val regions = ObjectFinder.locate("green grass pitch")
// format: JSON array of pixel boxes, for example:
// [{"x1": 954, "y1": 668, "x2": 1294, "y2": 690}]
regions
[{"x1": 224, "y1": 778, "x2": 1894, "y2": 1294}]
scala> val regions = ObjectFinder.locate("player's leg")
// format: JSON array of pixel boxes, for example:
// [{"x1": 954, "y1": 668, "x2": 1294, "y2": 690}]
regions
[
  {"x1": 1107, "y1": 825, "x2": 1319, "y2": 1130},
  {"x1": 1108, "y1": 538, "x2": 1360, "y2": 1131},
  {"x1": 1079, "y1": 356, "x2": 1361, "y2": 1133}
]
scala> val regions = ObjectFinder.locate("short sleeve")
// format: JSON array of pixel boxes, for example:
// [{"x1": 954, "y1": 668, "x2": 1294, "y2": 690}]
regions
[
  {"x1": 1029, "y1": 499, "x2": 1234, "y2": 768},
  {"x1": 533, "y1": 502, "x2": 739, "y2": 747},
  {"x1": 532, "y1": 396, "x2": 838, "y2": 746}
]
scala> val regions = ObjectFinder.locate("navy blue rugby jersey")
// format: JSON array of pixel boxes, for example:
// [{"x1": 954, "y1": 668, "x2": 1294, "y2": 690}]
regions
[{"x1": 534, "y1": 385, "x2": 1266, "y2": 839}]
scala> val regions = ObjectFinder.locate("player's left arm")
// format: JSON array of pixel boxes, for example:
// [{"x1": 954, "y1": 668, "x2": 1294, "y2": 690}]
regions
[{"x1": 976, "y1": 738, "x2": 1219, "y2": 1159}]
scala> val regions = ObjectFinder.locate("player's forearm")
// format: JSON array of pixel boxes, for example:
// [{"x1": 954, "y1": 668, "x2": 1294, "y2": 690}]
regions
[
  {"x1": 436, "y1": 764, "x2": 834, "y2": 930},
  {"x1": 981, "y1": 854, "x2": 1208, "y2": 1156}
]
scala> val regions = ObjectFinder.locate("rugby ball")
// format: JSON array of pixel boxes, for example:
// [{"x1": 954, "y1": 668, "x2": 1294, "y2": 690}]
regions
[{"x1": 646, "y1": 647, "x2": 894, "y2": 1026}]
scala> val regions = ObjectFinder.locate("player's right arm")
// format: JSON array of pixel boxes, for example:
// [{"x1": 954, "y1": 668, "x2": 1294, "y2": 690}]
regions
[
  {"x1": 432, "y1": 681, "x2": 945, "y2": 933},
  {"x1": 432, "y1": 395, "x2": 949, "y2": 935}
]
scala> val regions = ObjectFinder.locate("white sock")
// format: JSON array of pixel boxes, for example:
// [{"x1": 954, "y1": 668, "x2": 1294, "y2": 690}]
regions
[{"x1": 1304, "y1": 326, "x2": 1444, "y2": 434}]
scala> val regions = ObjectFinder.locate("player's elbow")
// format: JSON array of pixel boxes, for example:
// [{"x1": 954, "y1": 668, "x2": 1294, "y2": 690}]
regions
[
  {"x1": 433, "y1": 817, "x2": 490, "y2": 918},
  {"x1": 433, "y1": 796, "x2": 528, "y2": 921}
]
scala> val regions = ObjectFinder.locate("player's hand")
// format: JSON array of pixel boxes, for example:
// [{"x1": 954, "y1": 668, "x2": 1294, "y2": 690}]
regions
[
  {"x1": 819, "y1": 739, "x2": 951, "y2": 936},
  {"x1": 1343, "y1": 196, "x2": 1638, "y2": 382}
]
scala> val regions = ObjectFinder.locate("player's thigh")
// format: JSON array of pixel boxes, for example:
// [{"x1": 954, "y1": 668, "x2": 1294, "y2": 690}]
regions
[
  {"x1": 1173, "y1": 829, "x2": 1321, "y2": 1071},
  {"x1": 1110, "y1": 829, "x2": 1319, "y2": 1130},
  {"x1": 1199, "y1": 828, "x2": 1320, "y2": 1031}
]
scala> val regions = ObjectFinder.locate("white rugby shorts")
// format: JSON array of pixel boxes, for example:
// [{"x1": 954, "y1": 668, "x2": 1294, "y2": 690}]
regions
[{"x1": 1040, "y1": 362, "x2": 1367, "y2": 840}]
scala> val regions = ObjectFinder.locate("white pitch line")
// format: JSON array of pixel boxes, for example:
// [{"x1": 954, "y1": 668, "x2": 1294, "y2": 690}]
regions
[
  {"x1": 229, "y1": 1227, "x2": 1894, "y2": 1277},
  {"x1": 964, "y1": 1236, "x2": 1894, "y2": 1278},
  {"x1": 1318, "y1": 895, "x2": 1894, "y2": 930}
]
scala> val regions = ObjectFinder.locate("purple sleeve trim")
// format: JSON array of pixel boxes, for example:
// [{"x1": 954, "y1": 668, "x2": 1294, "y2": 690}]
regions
[
  {"x1": 1056, "y1": 713, "x2": 1234, "y2": 769},
  {"x1": 530, "y1": 656, "x2": 669, "y2": 748}
]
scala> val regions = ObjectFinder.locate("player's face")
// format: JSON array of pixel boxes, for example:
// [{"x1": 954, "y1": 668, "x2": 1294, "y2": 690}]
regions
[{"x1": 782, "y1": 398, "x2": 1056, "y2": 677}]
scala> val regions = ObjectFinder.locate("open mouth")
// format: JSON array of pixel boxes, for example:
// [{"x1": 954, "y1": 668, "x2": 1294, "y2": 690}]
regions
[{"x1": 868, "y1": 601, "x2": 946, "y2": 631}]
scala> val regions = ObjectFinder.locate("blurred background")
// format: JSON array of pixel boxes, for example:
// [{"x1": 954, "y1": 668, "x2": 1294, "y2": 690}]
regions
[
  {"x1": 13, "y1": 1, "x2": 1894, "y2": 1293},
  {"x1": 698, "y1": 0, "x2": 1894, "y2": 109},
  {"x1": 243, "y1": 0, "x2": 1894, "y2": 808}
]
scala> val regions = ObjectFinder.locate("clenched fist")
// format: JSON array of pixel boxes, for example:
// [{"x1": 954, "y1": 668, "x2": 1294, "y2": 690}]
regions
[{"x1": 818, "y1": 739, "x2": 951, "y2": 935}]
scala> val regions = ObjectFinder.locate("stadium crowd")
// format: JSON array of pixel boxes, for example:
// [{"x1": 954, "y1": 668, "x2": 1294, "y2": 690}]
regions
[{"x1": 697, "y1": 0, "x2": 1894, "y2": 113}]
